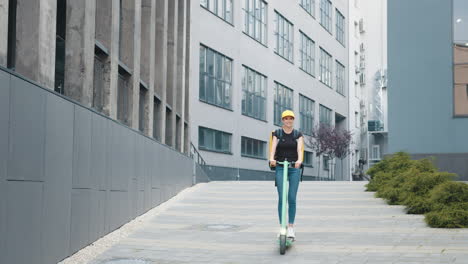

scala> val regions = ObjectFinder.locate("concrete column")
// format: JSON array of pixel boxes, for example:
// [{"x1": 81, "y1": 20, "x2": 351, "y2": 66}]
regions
[
  {"x1": 109, "y1": 0, "x2": 120, "y2": 119},
  {"x1": 176, "y1": 0, "x2": 187, "y2": 153},
  {"x1": 155, "y1": 0, "x2": 168, "y2": 143},
  {"x1": 142, "y1": 0, "x2": 156, "y2": 137},
  {"x1": 184, "y1": 0, "x2": 192, "y2": 154},
  {"x1": 64, "y1": 0, "x2": 96, "y2": 107},
  {"x1": 131, "y1": 0, "x2": 141, "y2": 130},
  {"x1": 166, "y1": 0, "x2": 178, "y2": 147},
  {"x1": 15, "y1": 0, "x2": 56, "y2": 88},
  {"x1": 0, "y1": 0, "x2": 8, "y2": 67}
]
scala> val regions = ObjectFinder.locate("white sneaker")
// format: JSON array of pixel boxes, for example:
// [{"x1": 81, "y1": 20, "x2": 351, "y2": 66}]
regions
[{"x1": 287, "y1": 227, "x2": 295, "y2": 238}]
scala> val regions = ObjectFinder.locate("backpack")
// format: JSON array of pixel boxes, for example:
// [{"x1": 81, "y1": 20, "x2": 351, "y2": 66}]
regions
[{"x1": 268, "y1": 128, "x2": 305, "y2": 184}]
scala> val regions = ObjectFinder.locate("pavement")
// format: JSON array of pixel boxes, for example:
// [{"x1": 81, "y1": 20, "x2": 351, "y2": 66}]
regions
[{"x1": 69, "y1": 181, "x2": 468, "y2": 264}]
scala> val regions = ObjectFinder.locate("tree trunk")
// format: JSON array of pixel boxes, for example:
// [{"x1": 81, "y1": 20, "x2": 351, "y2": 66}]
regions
[{"x1": 317, "y1": 155, "x2": 321, "y2": 181}]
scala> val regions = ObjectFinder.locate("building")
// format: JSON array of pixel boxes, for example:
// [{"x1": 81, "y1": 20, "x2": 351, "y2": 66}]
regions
[
  {"x1": 190, "y1": 0, "x2": 350, "y2": 180},
  {"x1": 348, "y1": 0, "x2": 388, "y2": 180},
  {"x1": 388, "y1": 0, "x2": 468, "y2": 180},
  {"x1": 0, "y1": 1, "x2": 199, "y2": 263},
  {"x1": 0, "y1": 0, "x2": 191, "y2": 154}
]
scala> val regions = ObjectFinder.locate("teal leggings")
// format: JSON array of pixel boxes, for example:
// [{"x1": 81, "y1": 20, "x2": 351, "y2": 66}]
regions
[{"x1": 275, "y1": 166, "x2": 301, "y2": 225}]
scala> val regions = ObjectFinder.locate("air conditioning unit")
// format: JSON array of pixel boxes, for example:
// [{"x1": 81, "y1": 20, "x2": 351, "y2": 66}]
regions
[
  {"x1": 360, "y1": 72, "x2": 366, "y2": 85},
  {"x1": 359, "y1": 19, "x2": 365, "y2": 33}
]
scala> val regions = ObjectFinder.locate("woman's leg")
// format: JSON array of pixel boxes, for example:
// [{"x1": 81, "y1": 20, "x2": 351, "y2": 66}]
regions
[
  {"x1": 287, "y1": 168, "x2": 301, "y2": 225},
  {"x1": 275, "y1": 166, "x2": 284, "y2": 225}
]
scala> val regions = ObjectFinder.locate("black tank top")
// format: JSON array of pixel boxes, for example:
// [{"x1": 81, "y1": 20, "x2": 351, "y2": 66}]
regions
[{"x1": 274, "y1": 129, "x2": 303, "y2": 162}]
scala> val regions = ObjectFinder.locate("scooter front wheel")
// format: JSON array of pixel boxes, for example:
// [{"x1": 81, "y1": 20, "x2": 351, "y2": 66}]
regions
[{"x1": 279, "y1": 234, "x2": 287, "y2": 255}]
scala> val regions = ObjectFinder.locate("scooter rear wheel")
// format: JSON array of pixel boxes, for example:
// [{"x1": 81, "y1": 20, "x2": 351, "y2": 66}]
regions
[{"x1": 279, "y1": 234, "x2": 287, "y2": 255}]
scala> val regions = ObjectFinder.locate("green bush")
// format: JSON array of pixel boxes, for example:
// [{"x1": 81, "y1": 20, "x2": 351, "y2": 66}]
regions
[
  {"x1": 364, "y1": 152, "x2": 467, "y2": 228},
  {"x1": 425, "y1": 204, "x2": 468, "y2": 228},
  {"x1": 400, "y1": 171, "x2": 456, "y2": 214}
]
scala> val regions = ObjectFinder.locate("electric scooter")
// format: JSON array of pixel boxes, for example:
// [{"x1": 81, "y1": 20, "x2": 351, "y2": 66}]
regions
[{"x1": 277, "y1": 160, "x2": 297, "y2": 255}]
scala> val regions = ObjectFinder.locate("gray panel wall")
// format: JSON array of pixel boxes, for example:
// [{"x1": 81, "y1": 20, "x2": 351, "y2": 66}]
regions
[
  {"x1": 0, "y1": 68, "x2": 194, "y2": 264},
  {"x1": 388, "y1": 0, "x2": 468, "y2": 180}
]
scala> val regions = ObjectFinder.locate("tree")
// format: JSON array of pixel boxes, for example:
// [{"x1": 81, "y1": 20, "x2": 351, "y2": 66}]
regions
[{"x1": 305, "y1": 123, "x2": 352, "y2": 180}]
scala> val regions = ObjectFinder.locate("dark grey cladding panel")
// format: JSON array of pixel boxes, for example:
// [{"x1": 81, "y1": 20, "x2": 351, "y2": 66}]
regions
[
  {"x1": 97, "y1": 190, "x2": 108, "y2": 237},
  {"x1": 137, "y1": 190, "x2": 145, "y2": 215},
  {"x1": 69, "y1": 189, "x2": 91, "y2": 255},
  {"x1": 72, "y1": 106, "x2": 93, "y2": 189},
  {"x1": 0, "y1": 70, "x2": 9, "y2": 264},
  {"x1": 6, "y1": 181, "x2": 43, "y2": 264},
  {"x1": 41, "y1": 94, "x2": 74, "y2": 264},
  {"x1": 108, "y1": 191, "x2": 129, "y2": 231},
  {"x1": 8, "y1": 76, "x2": 46, "y2": 181},
  {"x1": 135, "y1": 135, "x2": 146, "y2": 191},
  {"x1": 91, "y1": 114, "x2": 109, "y2": 191},
  {"x1": 0, "y1": 70, "x2": 9, "y2": 182},
  {"x1": 88, "y1": 190, "x2": 101, "y2": 243},
  {"x1": 109, "y1": 122, "x2": 129, "y2": 191}
]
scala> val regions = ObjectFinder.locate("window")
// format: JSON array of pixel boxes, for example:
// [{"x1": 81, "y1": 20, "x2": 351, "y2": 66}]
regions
[
  {"x1": 54, "y1": 0, "x2": 67, "y2": 94},
  {"x1": 242, "y1": 65, "x2": 267, "y2": 120},
  {"x1": 319, "y1": 48, "x2": 332, "y2": 87},
  {"x1": 323, "y1": 155, "x2": 330, "y2": 170},
  {"x1": 153, "y1": 96, "x2": 162, "y2": 141},
  {"x1": 199, "y1": 126, "x2": 232, "y2": 153},
  {"x1": 371, "y1": 145, "x2": 381, "y2": 160},
  {"x1": 453, "y1": 0, "x2": 468, "y2": 117},
  {"x1": 300, "y1": 0, "x2": 315, "y2": 17},
  {"x1": 274, "y1": 82, "x2": 294, "y2": 126},
  {"x1": 336, "y1": 9, "x2": 345, "y2": 46},
  {"x1": 199, "y1": 45, "x2": 232, "y2": 109},
  {"x1": 355, "y1": 111, "x2": 359, "y2": 128},
  {"x1": 241, "y1": 137, "x2": 266, "y2": 159},
  {"x1": 93, "y1": 46, "x2": 108, "y2": 113},
  {"x1": 117, "y1": 66, "x2": 132, "y2": 126},
  {"x1": 319, "y1": 0, "x2": 332, "y2": 33},
  {"x1": 299, "y1": 32, "x2": 315, "y2": 76},
  {"x1": 319, "y1": 104, "x2": 332, "y2": 125},
  {"x1": 304, "y1": 151, "x2": 313, "y2": 167},
  {"x1": 299, "y1": 95, "x2": 315, "y2": 136},
  {"x1": 274, "y1": 11, "x2": 294, "y2": 62},
  {"x1": 201, "y1": 0, "x2": 233, "y2": 24},
  {"x1": 336, "y1": 60, "x2": 345, "y2": 96},
  {"x1": 7, "y1": 0, "x2": 17, "y2": 69},
  {"x1": 139, "y1": 84, "x2": 148, "y2": 132},
  {"x1": 243, "y1": 0, "x2": 267, "y2": 45}
]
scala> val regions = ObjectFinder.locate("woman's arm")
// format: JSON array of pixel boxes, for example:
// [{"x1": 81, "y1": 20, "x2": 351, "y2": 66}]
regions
[
  {"x1": 270, "y1": 136, "x2": 278, "y2": 161},
  {"x1": 296, "y1": 136, "x2": 304, "y2": 168}
]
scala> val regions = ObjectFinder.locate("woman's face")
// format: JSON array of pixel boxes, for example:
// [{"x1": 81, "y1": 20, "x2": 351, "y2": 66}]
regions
[{"x1": 282, "y1": 116, "x2": 294, "y2": 127}]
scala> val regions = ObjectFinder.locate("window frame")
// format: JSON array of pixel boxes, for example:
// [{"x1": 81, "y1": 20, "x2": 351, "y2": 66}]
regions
[
  {"x1": 274, "y1": 10, "x2": 294, "y2": 63},
  {"x1": 274, "y1": 82, "x2": 294, "y2": 126},
  {"x1": 198, "y1": 126, "x2": 233, "y2": 154},
  {"x1": 299, "y1": 31, "x2": 316, "y2": 77}
]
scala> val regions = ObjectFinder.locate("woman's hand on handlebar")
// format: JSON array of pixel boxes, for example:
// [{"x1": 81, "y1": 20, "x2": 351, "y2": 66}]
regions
[
  {"x1": 269, "y1": 160, "x2": 277, "y2": 167},
  {"x1": 294, "y1": 161, "x2": 302, "y2": 169}
]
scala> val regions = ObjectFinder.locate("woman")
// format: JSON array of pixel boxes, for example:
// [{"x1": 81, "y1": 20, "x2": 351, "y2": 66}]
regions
[{"x1": 269, "y1": 110, "x2": 304, "y2": 239}]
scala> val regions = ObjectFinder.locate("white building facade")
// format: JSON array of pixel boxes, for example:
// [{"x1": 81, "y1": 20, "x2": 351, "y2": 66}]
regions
[{"x1": 190, "y1": 0, "x2": 351, "y2": 180}]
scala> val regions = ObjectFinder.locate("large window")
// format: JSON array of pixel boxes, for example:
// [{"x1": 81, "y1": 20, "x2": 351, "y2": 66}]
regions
[
  {"x1": 274, "y1": 82, "x2": 293, "y2": 126},
  {"x1": 274, "y1": 11, "x2": 294, "y2": 62},
  {"x1": 199, "y1": 45, "x2": 232, "y2": 109},
  {"x1": 319, "y1": 48, "x2": 332, "y2": 87},
  {"x1": 242, "y1": 66, "x2": 267, "y2": 120},
  {"x1": 7, "y1": 0, "x2": 17, "y2": 69},
  {"x1": 201, "y1": 0, "x2": 233, "y2": 24},
  {"x1": 300, "y1": 0, "x2": 315, "y2": 17},
  {"x1": 304, "y1": 151, "x2": 314, "y2": 167},
  {"x1": 299, "y1": 32, "x2": 315, "y2": 76},
  {"x1": 299, "y1": 95, "x2": 315, "y2": 136},
  {"x1": 320, "y1": 0, "x2": 332, "y2": 33},
  {"x1": 319, "y1": 104, "x2": 332, "y2": 125},
  {"x1": 241, "y1": 137, "x2": 266, "y2": 159},
  {"x1": 453, "y1": 0, "x2": 468, "y2": 117},
  {"x1": 54, "y1": 0, "x2": 67, "y2": 94},
  {"x1": 117, "y1": 66, "x2": 132, "y2": 126},
  {"x1": 199, "y1": 126, "x2": 232, "y2": 153},
  {"x1": 336, "y1": 9, "x2": 345, "y2": 45},
  {"x1": 243, "y1": 0, "x2": 267, "y2": 45},
  {"x1": 336, "y1": 60, "x2": 345, "y2": 96}
]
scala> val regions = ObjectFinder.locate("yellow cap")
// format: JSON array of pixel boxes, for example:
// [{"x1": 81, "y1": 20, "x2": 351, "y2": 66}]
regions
[{"x1": 281, "y1": 110, "x2": 295, "y2": 119}]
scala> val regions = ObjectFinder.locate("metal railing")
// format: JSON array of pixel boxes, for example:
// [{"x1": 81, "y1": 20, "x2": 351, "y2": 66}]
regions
[{"x1": 190, "y1": 142, "x2": 207, "y2": 166}]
